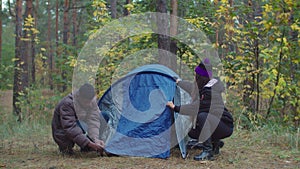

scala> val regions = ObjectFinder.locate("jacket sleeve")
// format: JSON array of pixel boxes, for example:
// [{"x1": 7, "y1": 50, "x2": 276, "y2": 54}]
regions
[
  {"x1": 175, "y1": 98, "x2": 199, "y2": 116},
  {"x1": 176, "y1": 80, "x2": 199, "y2": 116},
  {"x1": 60, "y1": 103, "x2": 90, "y2": 148},
  {"x1": 86, "y1": 100, "x2": 101, "y2": 141}
]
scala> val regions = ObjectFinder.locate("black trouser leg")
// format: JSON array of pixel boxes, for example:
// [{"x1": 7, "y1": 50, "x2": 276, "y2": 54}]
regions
[
  {"x1": 188, "y1": 113, "x2": 214, "y2": 161},
  {"x1": 188, "y1": 112, "x2": 232, "y2": 159},
  {"x1": 212, "y1": 139, "x2": 224, "y2": 155}
]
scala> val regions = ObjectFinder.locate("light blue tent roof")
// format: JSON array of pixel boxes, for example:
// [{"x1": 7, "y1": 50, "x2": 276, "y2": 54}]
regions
[{"x1": 128, "y1": 64, "x2": 179, "y2": 77}]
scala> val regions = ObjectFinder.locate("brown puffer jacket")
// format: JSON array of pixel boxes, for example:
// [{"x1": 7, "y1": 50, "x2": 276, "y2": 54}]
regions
[{"x1": 51, "y1": 91, "x2": 100, "y2": 149}]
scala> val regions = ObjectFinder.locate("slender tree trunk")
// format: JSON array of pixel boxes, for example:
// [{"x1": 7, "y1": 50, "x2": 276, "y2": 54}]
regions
[
  {"x1": 56, "y1": 0, "x2": 59, "y2": 51},
  {"x1": 22, "y1": 0, "x2": 33, "y2": 88},
  {"x1": 266, "y1": 31, "x2": 285, "y2": 118},
  {"x1": 288, "y1": 10, "x2": 299, "y2": 127},
  {"x1": 214, "y1": 0, "x2": 220, "y2": 51},
  {"x1": 17, "y1": 0, "x2": 33, "y2": 119},
  {"x1": 169, "y1": 0, "x2": 178, "y2": 146},
  {"x1": 62, "y1": 0, "x2": 69, "y2": 92},
  {"x1": 170, "y1": 0, "x2": 178, "y2": 34},
  {"x1": 111, "y1": 0, "x2": 117, "y2": 19},
  {"x1": 156, "y1": 0, "x2": 172, "y2": 70},
  {"x1": 55, "y1": 0, "x2": 59, "y2": 90},
  {"x1": 55, "y1": 0, "x2": 59, "y2": 64},
  {"x1": 229, "y1": 0, "x2": 233, "y2": 6},
  {"x1": 13, "y1": 0, "x2": 23, "y2": 121},
  {"x1": 47, "y1": 0, "x2": 53, "y2": 89},
  {"x1": 72, "y1": 0, "x2": 77, "y2": 46},
  {"x1": 31, "y1": 0, "x2": 38, "y2": 84},
  {"x1": 170, "y1": 0, "x2": 178, "y2": 71},
  {"x1": 8, "y1": 0, "x2": 15, "y2": 17},
  {"x1": 254, "y1": 38, "x2": 260, "y2": 113},
  {"x1": 170, "y1": 0, "x2": 178, "y2": 36},
  {"x1": 242, "y1": 0, "x2": 256, "y2": 113},
  {"x1": 124, "y1": 0, "x2": 130, "y2": 16},
  {"x1": 251, "y1": 1, "x2": 262, "y2": 114},
  {"x1": 76, "y1": 6, "x2": 82, "y2": 42},
  {"x1": 0, "y1": 0, "x2": 2, "y2": 63}
]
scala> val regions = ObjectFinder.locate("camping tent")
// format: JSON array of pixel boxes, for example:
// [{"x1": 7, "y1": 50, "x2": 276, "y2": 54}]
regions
[{"x1": 98, "y1": 64, "x2": 192, "y2": 158}]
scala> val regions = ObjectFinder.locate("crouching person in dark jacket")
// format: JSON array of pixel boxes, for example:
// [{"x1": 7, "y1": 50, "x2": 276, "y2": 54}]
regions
[
  {"x1": 52, "y1": 83, "x2": 105, "y2": 155},
  {"x1": 167, "y1": 58, "x2": 234, "y2": 161}
]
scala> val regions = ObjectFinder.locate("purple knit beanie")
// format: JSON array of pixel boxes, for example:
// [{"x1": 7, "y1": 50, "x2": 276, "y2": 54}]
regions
[{"x1": 194, "y1": 58, "x2": 213, "y2": 78}]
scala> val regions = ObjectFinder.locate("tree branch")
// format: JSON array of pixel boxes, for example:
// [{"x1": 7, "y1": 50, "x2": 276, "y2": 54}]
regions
[
  {"x1": 68, "y1": 4, "x2": 91, "y2": 10},
  {"x1": 8, "y1": 0, "x2": 15, "y2": 17}
]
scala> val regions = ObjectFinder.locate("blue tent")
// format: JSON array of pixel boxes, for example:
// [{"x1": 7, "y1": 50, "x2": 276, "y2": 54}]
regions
[{"x1": 98, "y1": 64, "x2": 192, "y2": 158}]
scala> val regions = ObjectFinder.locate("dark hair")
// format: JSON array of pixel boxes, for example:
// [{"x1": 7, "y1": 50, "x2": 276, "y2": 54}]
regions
[{"x1": 78, "y1": 83, "x2": 95, "y2": 100}]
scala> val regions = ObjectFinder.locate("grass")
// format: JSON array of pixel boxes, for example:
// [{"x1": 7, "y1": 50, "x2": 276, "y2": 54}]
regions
[
  {"x1": 0, "y1": 90, "x2": 299, "y2": 169},
  {"x1": 0, "y1": 114, "x2": 299, "y2": 169}
]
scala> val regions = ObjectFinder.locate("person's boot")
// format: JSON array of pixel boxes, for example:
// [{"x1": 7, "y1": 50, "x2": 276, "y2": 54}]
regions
[
  {"x1": 187, "y1": 139, "x2": 204, "y2": 149},
  {"x1": 193, "y1": 138, "x2": 214, "y2": 161},
  {"x1": 212, "y1": 140, "x2": 224, "y2": 155}
]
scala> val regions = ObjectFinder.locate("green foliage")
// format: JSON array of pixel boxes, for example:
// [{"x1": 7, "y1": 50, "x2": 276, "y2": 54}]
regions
[
  {"x1": 96, "y1": 34, "x2": 159, "y2": 96},
  {"x1": 53, "y1": 42, "x2": 79, "y2": 89},
  {"x1": 1, "y1": 3, "x2": 300, "y2": 166},
  {"x1": 17, "y1": 86, "x2": 64, "y2": 123},
  {"x1": 133, "y1": 0, "x2": 157, "y2": 13},
  {"x1": 214, "y1": 0, "x2": 300, "y2": 127},
  {"x1": 0, "y1": 64, "x2": 14, "y2": 90},
  {"x1": 23, "y1": 14, "x2": 40, "y2": 42},
  {"x1": 0, "y1": 23, "x2": 15, "y2": 90},
  {"x1": 85, "y1": 0, "x2": 300, "y2": 128},
  {"x1": 1, "y1": 0, "x2": 298, "y2": 129},
  {"x1": 86, "y1": 0, "x2": 111, "y2": 33}
]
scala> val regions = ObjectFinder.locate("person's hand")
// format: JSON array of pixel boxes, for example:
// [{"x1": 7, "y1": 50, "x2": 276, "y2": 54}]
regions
[
  {"x1": 167, "y1": 101, "x2": 175, "y2": 109},
  {"x1": 172, "y1": 76, "x2": 182, "y2": 84},
  {"x1": 94, "y1": 139, "x2": 105, "y2": 148},
  {"x1": 176, "y1": 78, "x2": 182, "y2": 84},
  {"x1": 88, "y1": 141, "x2": 104, "y2": 152}
]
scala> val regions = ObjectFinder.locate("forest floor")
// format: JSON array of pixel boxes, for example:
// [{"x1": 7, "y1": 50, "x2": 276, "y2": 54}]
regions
[{"x1": 0, "y1": 90, "x2": 299, "y2": 169}]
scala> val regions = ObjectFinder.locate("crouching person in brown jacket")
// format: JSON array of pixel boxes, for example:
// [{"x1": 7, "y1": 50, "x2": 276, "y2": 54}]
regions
[{"x1": 52, "y1": 83, "x2": 105, "y2": 155}]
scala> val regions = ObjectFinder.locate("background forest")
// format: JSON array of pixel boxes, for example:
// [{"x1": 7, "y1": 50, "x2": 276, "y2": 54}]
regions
[{"x1": 0, "y1": 0, "x2": 299, "y2": 168}]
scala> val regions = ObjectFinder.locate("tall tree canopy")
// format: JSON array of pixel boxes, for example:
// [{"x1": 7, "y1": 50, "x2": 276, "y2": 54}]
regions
[{"x1": 0, "y1": 0, "x2": 298, "y2": 126}]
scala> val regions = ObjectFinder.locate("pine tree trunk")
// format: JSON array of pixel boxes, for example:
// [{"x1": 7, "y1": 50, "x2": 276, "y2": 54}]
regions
[
  {"x1": 62, "y1": 0, "x2": 69, "y2": 92},
  {"x1": 72, "y1": 0, "x2": 77, "y2": 46},
  {"x1": 47, "y1": 0, "x2": 53, "y2": 89},
  {"x1": 288, "y1": 10, "x2": 299, "y2": 127},
  {"x1": 170, "y1": 0, "x2": 178, "y2": 71},
  {"x1": 13, "y1": 0, "x2": 23, "y2": 122},
  {"x1": 55, "y1": 0, "x2": 59, "y2": 90},
  {"x1": 21, "y1": 0, "x2": 33, "y2": 89},
  {"x1": 0, "y1": 0, "x2": 2, "y2": 63},
  {"x1": 156, "y1": 0, "x2": 172, "y2": 70},
  {"x1": 242, "y1": 0, "x2": 256, "y2": 113},
  {"x1": 124, "y1": 0, "x2": 130, "y2": 16},
  {"x1": 111, "y1": 0, "x2": 117, "y2": 18},
  {"x1": 31, "y1": 0, "x2": 38, "y2": 84}
]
